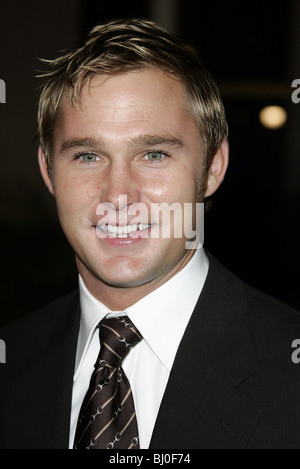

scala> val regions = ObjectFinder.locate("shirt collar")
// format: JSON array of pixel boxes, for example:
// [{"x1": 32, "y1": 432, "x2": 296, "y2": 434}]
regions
[
  {"x1": 76, "y1": 247, "x2": 209, "y2": 373},
  {"x1": 125, "y1": 247, "x2": 208, "y2": 370},
  {"x1": 74, "y1": 276, "x2": 109, "y2": 373}
]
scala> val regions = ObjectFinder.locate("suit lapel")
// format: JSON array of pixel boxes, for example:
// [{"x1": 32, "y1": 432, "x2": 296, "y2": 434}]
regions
[
  {"x1": 32, "y1": 295, "x2": 80, "y2": 449},
  {"x1": 150, "y1": 253, "x2": 263, "y2": 449},
  {"x1": 0, "y1": 292, "x2": 80, "y2": 449}
]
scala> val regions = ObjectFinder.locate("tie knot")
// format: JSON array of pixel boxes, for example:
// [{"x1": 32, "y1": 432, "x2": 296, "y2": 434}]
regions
[{"x1": 97, "y1": 316, "x2": 142, "y2": 369}]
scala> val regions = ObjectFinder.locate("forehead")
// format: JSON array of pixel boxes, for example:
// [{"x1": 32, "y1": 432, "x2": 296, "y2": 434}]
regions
[
  {"x1": 80, "y1": 69, "x2": 188, "y2": 119},
  {"x1": 55, "y1": 69, "x2": 200, "y2": 145}
]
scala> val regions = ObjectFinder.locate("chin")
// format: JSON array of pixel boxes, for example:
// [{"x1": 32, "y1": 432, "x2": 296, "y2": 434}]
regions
[
  {"x1": 92, "y1": 264, "x2": 157, "y2": 288},
  {"x1": 98, "y1": 272, "x2": 150, "y2": 288}
]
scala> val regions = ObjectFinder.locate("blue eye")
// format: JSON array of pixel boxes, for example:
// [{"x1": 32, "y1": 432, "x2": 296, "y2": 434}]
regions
[
  {"x1": 145, "y1": 151, "x2": 165, "y2": 162},
  {"x1": 79, "y1": 153, "x2": 99, "y2": 163}
]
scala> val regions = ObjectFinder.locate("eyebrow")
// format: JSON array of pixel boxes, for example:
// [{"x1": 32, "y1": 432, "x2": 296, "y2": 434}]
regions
[
  {"x1": 60, "y1": 134, "x2": 184, "y2": 154},
  {"x1": 60, "y1": 137, "x2": 101, "y2": 154},
  {"x1": 127, "y1": 134, "x2": 184, "y2": 149}
]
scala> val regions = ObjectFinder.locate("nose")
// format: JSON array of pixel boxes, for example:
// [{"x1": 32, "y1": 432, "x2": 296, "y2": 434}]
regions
[{"x1": 100, "y1": 159, "x2": 140, "y2": 211}]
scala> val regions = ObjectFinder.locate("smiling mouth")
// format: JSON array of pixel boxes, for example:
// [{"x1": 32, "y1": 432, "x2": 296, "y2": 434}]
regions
[{"x1": 96, "y1": 223, "x2": 151, "y2": 238}]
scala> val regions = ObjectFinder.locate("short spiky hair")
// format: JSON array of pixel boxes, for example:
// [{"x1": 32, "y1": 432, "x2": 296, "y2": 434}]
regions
[{"x1": 37, "y1": 18, "x2": 228, "y2": 171}]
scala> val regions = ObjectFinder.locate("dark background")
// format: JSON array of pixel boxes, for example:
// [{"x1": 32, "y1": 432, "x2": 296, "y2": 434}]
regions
[{"x1": 0, "y1": 0, "x2": 299, "y2": 326}]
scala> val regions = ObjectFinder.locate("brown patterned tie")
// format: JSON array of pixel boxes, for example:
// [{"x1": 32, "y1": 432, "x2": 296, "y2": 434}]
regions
[{"x1": 74, "y1": 315, "x2": 142, "y2": 449}]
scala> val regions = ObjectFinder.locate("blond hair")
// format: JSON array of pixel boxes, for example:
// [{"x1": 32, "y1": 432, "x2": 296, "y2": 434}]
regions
[{"x1": 37, "y1": 18, "x2": 228, "y2": 172}]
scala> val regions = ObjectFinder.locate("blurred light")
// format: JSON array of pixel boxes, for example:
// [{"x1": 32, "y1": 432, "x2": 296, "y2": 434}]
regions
[{"x1": 259, "y1": 106, "x2": 287, "y2": 129}]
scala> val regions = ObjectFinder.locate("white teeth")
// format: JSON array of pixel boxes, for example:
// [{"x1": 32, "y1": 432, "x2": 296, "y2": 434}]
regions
[{"x1": 97, "y1": 223, "x2": 150, "y2": 237}]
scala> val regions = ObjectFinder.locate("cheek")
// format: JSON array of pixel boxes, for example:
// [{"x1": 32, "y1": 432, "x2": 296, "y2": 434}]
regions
[
  {"x1": 142, "y1": 167, "x2": 197, "y2": 202},
  {"x1": 54, "y1": 171, "x2": 98, "y2": 220},
  {"x1": 54, "y1": 162, "x2": 96, "y2": 194},
  {"x1": 171, "y1": 170, "x2": 199, "y2": 202}
]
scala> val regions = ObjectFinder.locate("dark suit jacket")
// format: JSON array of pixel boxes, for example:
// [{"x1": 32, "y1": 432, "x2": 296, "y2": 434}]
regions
[{"x1": 1, "y1": 253, "x2": 300, "y2": 449}]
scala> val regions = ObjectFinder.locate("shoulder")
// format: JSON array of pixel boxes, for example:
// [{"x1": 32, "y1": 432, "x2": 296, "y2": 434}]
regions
[
  {"x1": 1, "y1": 290, "x2": 79, "y2": 332},
  {"x1": 206, "y1": 250, "x2": 300, "y2": 361},
  {"x1": 206, "y1": 249, "x2": 300, "y2": 320},
  {"x1": 244, "y1": 285, "x2": 300, "y2": 364},
  {"x1": 0, "y1": 290, "x2": 80, "y2": 360}
]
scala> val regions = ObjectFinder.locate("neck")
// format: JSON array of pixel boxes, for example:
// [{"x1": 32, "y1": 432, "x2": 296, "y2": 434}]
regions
[
  {"x1": 76, "y1": 251, "x2": 196, "y2": 310},
  {"x1": 79, "y1": 270, "x2": 159, "y2": 310}
]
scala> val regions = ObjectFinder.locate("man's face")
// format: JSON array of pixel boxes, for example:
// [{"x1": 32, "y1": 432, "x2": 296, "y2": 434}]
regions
[{"x1": 42, "y1": 69, "x2": 210, "y2": 296}]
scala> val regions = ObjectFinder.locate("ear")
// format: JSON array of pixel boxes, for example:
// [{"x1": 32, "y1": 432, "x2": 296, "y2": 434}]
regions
[
  {"x1": 205, "y1": 139, "x2": 229, "y2": 198},
  {"x1": 38, "y1": 145, "x2": 55, "y2": 196}
]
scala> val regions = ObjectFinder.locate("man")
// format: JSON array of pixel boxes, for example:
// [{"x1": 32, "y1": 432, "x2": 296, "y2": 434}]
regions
[{"x1": 1, "y1": 18, "x2": 300, "y2": 449}]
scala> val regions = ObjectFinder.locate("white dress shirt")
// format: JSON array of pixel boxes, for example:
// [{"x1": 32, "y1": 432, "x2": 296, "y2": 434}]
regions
[{"x1": 69, "y1": 248, "x2": 209, "y2": 449}]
